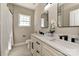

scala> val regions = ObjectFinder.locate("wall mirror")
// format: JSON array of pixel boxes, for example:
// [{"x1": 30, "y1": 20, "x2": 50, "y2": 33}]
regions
[
  {"x1": 57, "y1": 3, "x2": 79, "y2": 27},
  {"x1": 41, "y1": 11, "x2": 49, "y2": 28}
]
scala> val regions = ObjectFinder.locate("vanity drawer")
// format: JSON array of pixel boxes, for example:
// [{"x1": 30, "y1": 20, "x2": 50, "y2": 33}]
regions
[
  {"x1": 35, "y1": 40, "x2": 41, "y2": 48},
  {"x1": 42, "y1": 43, "x2": 65, "y2": 56},
  {"x1": 35, "y1": 50, "x2": 42, "y2": 56},
  {"x1": 31, "y1": 35, "x2": 42, "y2": 56},
  {"x1": 35, "y1": 39, "x2": 42, "y2": 54}
]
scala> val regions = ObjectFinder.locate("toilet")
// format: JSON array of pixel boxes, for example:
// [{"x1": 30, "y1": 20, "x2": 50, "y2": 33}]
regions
[{"x1": 26, "y1": 39, "x2": 31, "y2": 50}]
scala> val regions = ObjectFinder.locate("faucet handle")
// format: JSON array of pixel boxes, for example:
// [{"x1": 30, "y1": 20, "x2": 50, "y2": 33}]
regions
[{"x1": 59, "y1": 35, "x2": 68, "y2": 41}]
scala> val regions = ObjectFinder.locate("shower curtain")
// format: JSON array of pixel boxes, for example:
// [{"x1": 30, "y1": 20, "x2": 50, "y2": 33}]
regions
[{"x1": 8, "y1": 9, "x2": 14, "y2": 51}]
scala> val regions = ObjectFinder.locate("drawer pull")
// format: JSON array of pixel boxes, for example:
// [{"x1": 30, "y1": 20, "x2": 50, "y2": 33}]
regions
[
  {"x1": 36, "y1": 50, "x2": 39, "y2": 53},
  {"x1": 36, "y1": 41, "x2": 40, "y2": 45},
  {"x1": 32, "y1": 42, "x2": 34, "y2": 49}
]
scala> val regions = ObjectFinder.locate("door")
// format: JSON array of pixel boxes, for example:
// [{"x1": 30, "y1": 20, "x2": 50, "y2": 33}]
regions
[{"x1": 13, "y1": 5, "x2": 34, "y2": 44}]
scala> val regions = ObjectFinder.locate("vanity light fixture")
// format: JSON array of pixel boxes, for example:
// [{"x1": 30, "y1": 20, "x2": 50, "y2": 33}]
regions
[{"x1": 44, "y1": 3, "x2": 55, "y2": 11}]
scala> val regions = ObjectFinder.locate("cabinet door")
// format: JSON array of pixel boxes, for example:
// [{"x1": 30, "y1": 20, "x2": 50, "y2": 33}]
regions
[
  {"x1": 42, "y1": 43, "x2": 65, "y2": 56},
  {"x1": 31, "y1": 41, "x2": 34, "y2": 54},
  {"x1": 42, "y1": 45, "x2": 56, "y2": 56},
  {"x1": 31, "y1": 37, "x2": 36, "y2": 55}
]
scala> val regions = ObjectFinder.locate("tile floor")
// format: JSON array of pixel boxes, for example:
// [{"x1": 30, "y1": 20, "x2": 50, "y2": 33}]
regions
[{"x1": 9, "y1": 44, "x2": 32, "y2": 56}]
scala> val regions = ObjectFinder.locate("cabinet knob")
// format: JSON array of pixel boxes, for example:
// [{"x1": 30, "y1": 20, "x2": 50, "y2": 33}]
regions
[{"x1": 36, "y1": 50, "x2": 39, "y2": 53}]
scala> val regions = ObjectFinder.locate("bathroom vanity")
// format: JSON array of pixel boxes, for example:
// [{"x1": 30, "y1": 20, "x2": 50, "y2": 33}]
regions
[
  {"x1": 30, "y1": 33, "x2": 79, "y2": 56},
  {"x1": 30, "y1": 4, "x2": 79, "y2": 56}
]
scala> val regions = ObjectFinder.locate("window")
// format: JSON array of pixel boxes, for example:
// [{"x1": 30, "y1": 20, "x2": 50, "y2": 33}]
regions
[
  {"x1": 19, "y1": 14, "x2": 31, "y2": 26},
  {"x1": 70, "y1": 9, "x2": 79, "y2": 26},
  {"x1": 41, "y1": 18, "x2": 45, "y2": 27}
]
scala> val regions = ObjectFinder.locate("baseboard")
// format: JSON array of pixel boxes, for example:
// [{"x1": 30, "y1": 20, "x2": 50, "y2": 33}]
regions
[{"x1": 14, "y1": 42, "x2": 27, "y2": 47}]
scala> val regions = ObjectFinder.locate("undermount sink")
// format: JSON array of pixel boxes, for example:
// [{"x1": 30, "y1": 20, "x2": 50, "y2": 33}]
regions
[{"x1": 44, "y1": 34, "x2": 58, "y2": 40}]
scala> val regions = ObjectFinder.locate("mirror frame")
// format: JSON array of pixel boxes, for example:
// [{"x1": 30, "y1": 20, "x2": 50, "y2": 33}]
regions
[{"x1": 40, "y1": 11, "x2": 49, "y2": 28}]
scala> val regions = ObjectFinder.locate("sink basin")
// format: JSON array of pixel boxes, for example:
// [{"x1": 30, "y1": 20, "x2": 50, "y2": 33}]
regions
[{"x1": 44, "y1": 34, "x2": 58, "y2": 40}]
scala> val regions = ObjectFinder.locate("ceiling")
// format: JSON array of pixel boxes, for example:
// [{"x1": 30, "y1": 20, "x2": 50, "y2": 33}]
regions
[{"x1": 15, "y1": 3, "x2": 38, "y2": 10}]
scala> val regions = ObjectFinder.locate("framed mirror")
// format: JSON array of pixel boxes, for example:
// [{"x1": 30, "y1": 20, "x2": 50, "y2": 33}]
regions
[
  {"x1": 57, "y1": 3, "x2": 79, "y2": 27},
  {"x1": 41, "y1": 11, "x2": 49, "y2": 28}
]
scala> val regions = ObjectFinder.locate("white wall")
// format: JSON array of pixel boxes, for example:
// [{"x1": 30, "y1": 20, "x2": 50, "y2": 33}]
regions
[
  {"x1": 34, "y1": 4, "x2": 43, "y2": 32},
  {"x1": 1, "y1": 3, "x2": 12, "y2": 56}
]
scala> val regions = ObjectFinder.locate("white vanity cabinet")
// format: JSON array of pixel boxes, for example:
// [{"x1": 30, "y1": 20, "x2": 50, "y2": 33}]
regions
[{"x1": 31, "y1": 35, "x2": 66, "y2": 56}]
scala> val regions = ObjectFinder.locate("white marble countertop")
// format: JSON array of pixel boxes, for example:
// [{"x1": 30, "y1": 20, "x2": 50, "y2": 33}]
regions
[{"x1": 31, "y1": 33, "x2": 79, "y2": 56}]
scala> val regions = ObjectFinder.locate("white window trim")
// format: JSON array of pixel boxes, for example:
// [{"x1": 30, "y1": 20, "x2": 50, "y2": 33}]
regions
[{"x1": 19, "y1": 14, "x2": 31, "y2": 27}]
